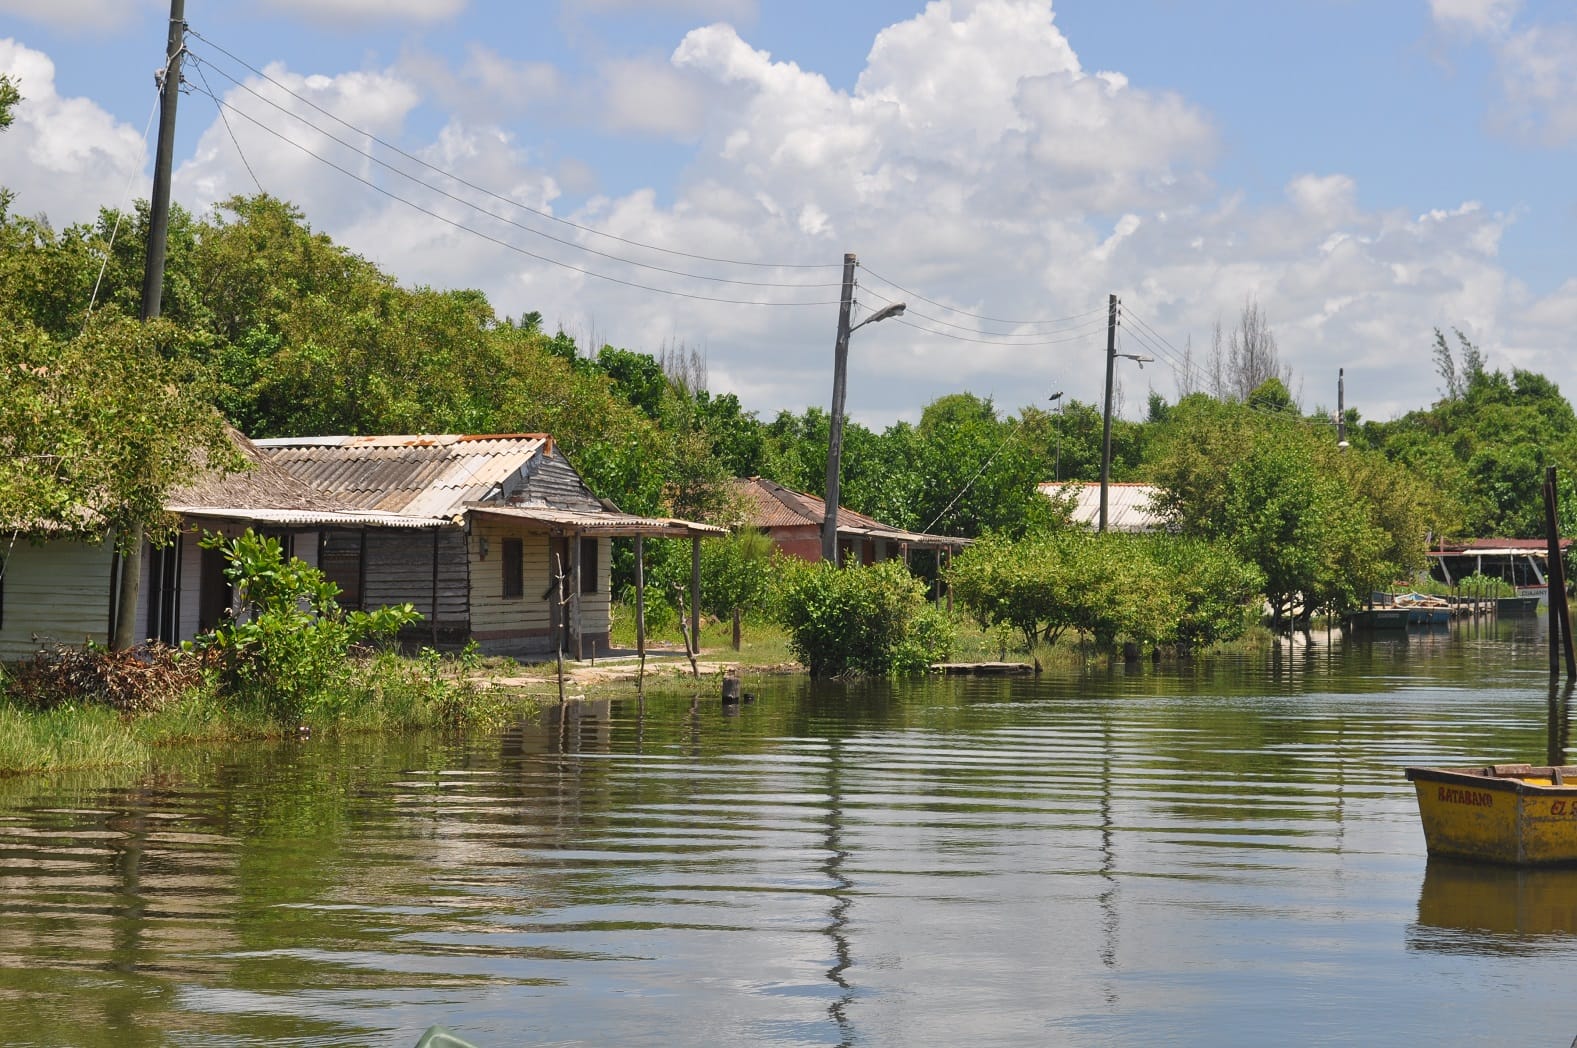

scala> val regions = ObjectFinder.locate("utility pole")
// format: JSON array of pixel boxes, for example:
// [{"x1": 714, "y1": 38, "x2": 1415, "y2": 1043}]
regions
[
  {"x1": 113, "y1": 0, "x2": 185, "y2": 650},
  {"x1": 1098, "y1": 294, "x2": 1118, "y2": 533},
  {"x1": 1337, "y1": 367, "x2": 1348, "y2": 449},
  {"x1": 822, "y1": 253, "x2": 858, "y2": 565}
]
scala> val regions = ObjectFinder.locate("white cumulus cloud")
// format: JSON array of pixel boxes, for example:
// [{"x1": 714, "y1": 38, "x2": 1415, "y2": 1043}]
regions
[{"x1": 0, "y1": 38, "x2": 148, "y2": 227}]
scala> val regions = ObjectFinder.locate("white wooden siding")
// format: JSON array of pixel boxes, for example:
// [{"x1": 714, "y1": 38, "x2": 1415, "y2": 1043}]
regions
[{"x1": 0, "y1": 540, "x2": 115, "y2": 660}]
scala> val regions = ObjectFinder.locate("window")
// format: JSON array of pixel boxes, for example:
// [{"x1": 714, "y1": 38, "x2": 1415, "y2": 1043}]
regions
[
  {"x1": 580, "y1": 537, "x2": 598, "y2": 594},
  {"x1": 502, "y1": 538, "x2": 523, "y2": 599}
]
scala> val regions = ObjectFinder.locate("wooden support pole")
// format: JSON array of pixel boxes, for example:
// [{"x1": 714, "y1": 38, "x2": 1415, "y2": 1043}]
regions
[
  {"x1": 571, "y1": 533, "x2": 583, "y2": 662},
  {"x1": 635, "y1": 534, "x2": 646, "y2": 681},
  {"x1": 1546, "y1": 467, "x2": 1576, "y2": 678},
  {"x1": 690, "y1": 535, "x2": 702, "y2": 652},
  {"x1": 1545, "y1": 470, "x2": 1564, "y2": 677}
]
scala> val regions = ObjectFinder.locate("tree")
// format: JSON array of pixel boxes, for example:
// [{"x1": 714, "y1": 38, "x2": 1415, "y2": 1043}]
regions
[
  {"x1": 0, "y1": 315, "x2": 241, "y2": 549},
  {"x1": 1149, "y1": 394, "x2": 1435, "y2": 623},
  {"x1": 774, "y1": 559, "x2": 951, "y2": 676},
  {"x1": 1209, "y1": 298, "x2": 1294, "y2": 403},
  {"x1": 0, "y1": 75, "x2": 18, "y2": 131}
]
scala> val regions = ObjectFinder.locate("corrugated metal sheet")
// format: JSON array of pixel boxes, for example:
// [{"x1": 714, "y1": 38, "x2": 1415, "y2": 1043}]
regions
[
  {"x1": 167, "y1": 507, "x2": 454, "y2": 529},
  {"x1": 469, "y1": 505, "x2": 728, "y2": 537},
  {"x1": 1039, "y1": 481, "x2": 1165, "y2": 532},
  {"x1": 256, "y1": 434, "x2": 549, "y2": 517},
  {"x1": 733, "y1": 477, "x2": 968, "y2": 549}
]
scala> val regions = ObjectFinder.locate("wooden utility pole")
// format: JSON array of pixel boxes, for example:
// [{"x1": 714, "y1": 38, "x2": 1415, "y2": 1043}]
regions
[
  {"x1": 821, "y1": 252, "x2": 857, "y2": 564},
  {"x1": 1336, "y1": 368, "x2": 1348, "y2": 448},
  {"x1": 1098, "y1": 294, "x2": 1118, "y2": 533},
  {"x1": 113, "y1": 0, "x2": 185, "y2": 651}
]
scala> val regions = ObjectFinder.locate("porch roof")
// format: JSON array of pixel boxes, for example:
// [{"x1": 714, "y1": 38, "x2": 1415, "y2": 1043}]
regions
[{"x1": 465, "y1": 504, "x2": 727, "y2": 539}]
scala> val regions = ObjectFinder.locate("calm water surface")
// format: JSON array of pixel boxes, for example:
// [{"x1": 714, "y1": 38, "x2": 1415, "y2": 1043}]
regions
[{"x1": 5, "y1": 620, "x2": 1577, "y2": 1047}]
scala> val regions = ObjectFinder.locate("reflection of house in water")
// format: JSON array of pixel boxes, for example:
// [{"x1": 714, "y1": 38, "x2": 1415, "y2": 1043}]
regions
[{"x1": 1427, "y1": 538, "x2": 1574, "y2": 598}]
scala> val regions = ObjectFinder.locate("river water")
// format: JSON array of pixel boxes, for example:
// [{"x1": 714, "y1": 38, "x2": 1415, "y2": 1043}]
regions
[{"x1": 4, "y1": 619, "x2": 1577, "y2": 1047}]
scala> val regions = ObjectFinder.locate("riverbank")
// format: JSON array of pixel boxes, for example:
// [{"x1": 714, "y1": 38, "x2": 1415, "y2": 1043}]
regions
[{"x1": 0, "y1": 614, "x2": 1285, "y2": 777}]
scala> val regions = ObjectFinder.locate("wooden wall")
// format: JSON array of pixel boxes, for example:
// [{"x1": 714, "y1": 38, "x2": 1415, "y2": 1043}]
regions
[
  {"x1": 362, "y1": 527, "x2": 468, "y2": 626},
  {"x1": 0, "y1": 539, "x2": 116, "y2": 661},
  {"x1": 466, "y1": 517, "x2": 610, "y2": 657}
]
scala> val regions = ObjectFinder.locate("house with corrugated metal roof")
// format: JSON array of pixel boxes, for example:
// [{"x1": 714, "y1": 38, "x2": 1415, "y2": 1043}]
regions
[
  {"x1": 1, "y1": 429, "x2": 426, "y2": 660},
  {"x1": 1, "y1": 432, "x2": 722, "y2": 662},
  {"x1": 254, "y1": 434, "x2": 724, "y2": 659},
  {"x1": 1037, "y1": 481, "x2": 1166, "y2": 533},
  {"x1": 732, "y1": 477, "x2": 969, "y2": 565}
]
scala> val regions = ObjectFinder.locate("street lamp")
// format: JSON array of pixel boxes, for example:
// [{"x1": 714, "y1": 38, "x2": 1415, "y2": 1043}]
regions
[
  {"x1": 823, "y1": 252, "x2": 906, "y2": 564},
  {"x1": 1098, "y1": 293, "x2": 1152, "y2": 532}
]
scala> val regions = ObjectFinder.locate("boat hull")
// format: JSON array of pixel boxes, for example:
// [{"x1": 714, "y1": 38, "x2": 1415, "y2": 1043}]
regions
[
  {"x1": 1406, "y1": 765, "x2": 1577, "y2": 866},
  {"x1": 1343, "y1": 608, "x2": 1410, "y2": 631}
]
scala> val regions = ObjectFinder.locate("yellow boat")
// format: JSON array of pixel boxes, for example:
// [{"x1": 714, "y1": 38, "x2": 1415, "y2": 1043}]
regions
[{"x1": 1405, "y1": 764, "x2": 1577, "y2": 866}]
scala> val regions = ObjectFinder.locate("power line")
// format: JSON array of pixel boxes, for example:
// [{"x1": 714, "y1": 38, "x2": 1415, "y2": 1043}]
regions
[
  {"x1": 184, "y1": 48, "x2": 841, "y2": 293},
  {"x1": 858, "y1": 262, "x2": 1108, "y2": 329},
  {"x1": 185, "y1": 28, "x2": 841, "y2": 274},
  {"x1": 885, "y1": 313, "x2": 1105, "y2": 348},
  {"x1": 86, "y1": 93, "x2": 162, "y2": 320},
  {"x1": 857, "y1": 283, "x2": 1111, "y2": 340},
  {"x1": 189, "y1": 56, "x2": 262, "y2": 194},
  {"x1": 184, "y1": 82, "x2": 842, "y2": 309}
]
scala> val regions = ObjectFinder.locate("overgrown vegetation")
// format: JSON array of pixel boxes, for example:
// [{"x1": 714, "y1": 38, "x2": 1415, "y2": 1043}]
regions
[{"x1": 774, "y1": 560, "x2": 953, "y2": 677}]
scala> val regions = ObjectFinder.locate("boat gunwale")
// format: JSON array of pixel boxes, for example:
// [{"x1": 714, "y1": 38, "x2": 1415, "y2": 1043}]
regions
[{"x1": 1405, "y1": 764, "x2": 1577, "y2": 795}]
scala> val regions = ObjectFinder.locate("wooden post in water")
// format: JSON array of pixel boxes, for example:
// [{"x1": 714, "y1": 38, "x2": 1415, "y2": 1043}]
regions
[{"x1": 1543, "y1": 467, "x2": 1576, "y2": 679}]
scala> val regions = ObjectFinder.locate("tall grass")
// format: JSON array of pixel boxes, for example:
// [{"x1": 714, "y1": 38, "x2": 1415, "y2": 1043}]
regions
[{"x1": 0, "y1": 701, "x2": 148, "y2": 774}]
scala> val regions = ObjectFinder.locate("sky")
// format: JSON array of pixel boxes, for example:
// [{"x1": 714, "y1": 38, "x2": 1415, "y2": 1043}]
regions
[{"x1": 2, "y1": 0, "x2": 1575, "y2": 430}]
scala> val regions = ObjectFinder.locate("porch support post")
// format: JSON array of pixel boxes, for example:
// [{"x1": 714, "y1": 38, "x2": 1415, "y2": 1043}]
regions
[
  {"x1": 635, "y1": 534, "x2": 647, "y2": 662},
  {"x1": 690, "y1": 535, "x2": 702, "y2": 650},
  {"x1": 571, "y1": 531, "x2": 583, "y2": 661}
]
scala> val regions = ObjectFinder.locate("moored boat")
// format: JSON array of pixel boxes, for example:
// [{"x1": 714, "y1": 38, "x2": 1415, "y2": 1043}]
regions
[
  {"x1": 1404, "y1": 764, "x2": 1577, "y2": 866},
  {"x1": 1343, "y1": 608, "x2": 1410, "y2": 631}
]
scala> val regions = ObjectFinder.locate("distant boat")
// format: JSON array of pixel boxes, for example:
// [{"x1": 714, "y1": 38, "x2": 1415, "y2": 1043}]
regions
[
  {"x1": 1342, "y1": 608, "x2": 1410, "y2": 631},
  {"x1": 1496, "y1": 595, "x2": 1541, "y2": 616},
  {"x1": 1405, "y1": 764, "x2": 1577, "y2": 866}
]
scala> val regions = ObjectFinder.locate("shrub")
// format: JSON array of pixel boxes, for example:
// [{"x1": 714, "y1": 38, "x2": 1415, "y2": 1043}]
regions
[
  {"x1": 191, "y1": 530, "x2": 419, "y2": 724},
  {"x1": 774, "y1": 559, "x2": 949, "y2": 677}
]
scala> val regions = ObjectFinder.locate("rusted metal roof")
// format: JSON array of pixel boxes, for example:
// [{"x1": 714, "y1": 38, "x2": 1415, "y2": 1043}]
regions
[
  {"x1": 732, "y1": 477, "x2": 969, "y2": 550},
  {"x1": 256, "y1": 434, "x2": 551, "y2": 517},
  {"x1": 1039, "y1": 481, "x2": 1165, "y2": 533},
  {"x1": 257, "y1": 433, "x2": 722, "y2": 537}
]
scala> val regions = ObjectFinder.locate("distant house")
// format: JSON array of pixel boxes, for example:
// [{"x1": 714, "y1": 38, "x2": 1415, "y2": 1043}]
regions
[
  {"x1": 256, "y1": 434, "x2": 724, "y2": 658},
  {"x1": 1427, "y1": 537, "x2": 1574, "y2": 598},
  {"x1": 731, "y1": 476, "x2": 968, "y2": 565},
  {"x1": 0, "y1": 432, "x2": 721, "y2": 663},
  {"x1": 1038, "y1": 481, "x2": 1166, "y2": 533}
]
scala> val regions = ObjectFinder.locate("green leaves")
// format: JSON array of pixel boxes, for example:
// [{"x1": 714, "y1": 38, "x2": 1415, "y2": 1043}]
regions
[
  {"x1": 949, "y1": 530, "x2": 1255, "y2": 655},
  {"x1": 192, "y1": 530, "x2": 421, "y2": 723},
  {"x1": 774, "y1": 560, "x2": 952, "y2": 677}
]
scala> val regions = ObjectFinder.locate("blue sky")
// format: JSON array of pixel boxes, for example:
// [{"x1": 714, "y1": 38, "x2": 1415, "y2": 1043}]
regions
[{"x1": 3, "y1": 0, "x2": 1575, "y2": 429}]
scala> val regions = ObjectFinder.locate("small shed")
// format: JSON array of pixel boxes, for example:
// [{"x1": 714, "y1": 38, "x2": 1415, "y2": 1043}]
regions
[{"x1": 731, "y1": 477, "x2": 969, "y2": 565}]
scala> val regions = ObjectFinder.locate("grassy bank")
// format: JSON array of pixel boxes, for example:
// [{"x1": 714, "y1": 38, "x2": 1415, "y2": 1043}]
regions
[{"x1": 1, "y1": 610, "x2": 1283, "y2": 777}]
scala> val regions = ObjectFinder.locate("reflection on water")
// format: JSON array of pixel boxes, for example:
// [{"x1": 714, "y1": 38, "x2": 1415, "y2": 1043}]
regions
[
  {"x1": 3, "y1": 627, "x2": 1577, "y2": 1046},
  {"x1": 1411, "y1": 858, "x2": 1577, "y2": 954}
]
